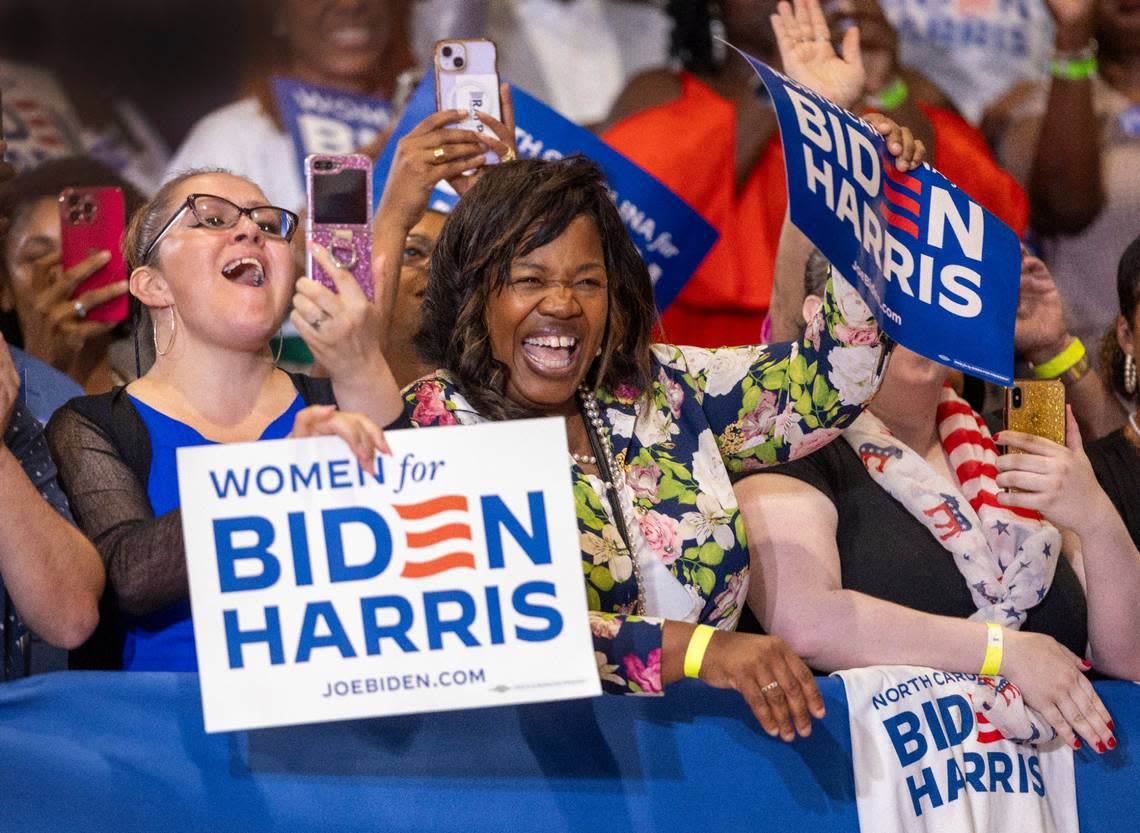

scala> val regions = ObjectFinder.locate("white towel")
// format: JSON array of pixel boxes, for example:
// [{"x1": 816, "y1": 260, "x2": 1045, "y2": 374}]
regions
[{"x1": 835, "y1": 665, "x2": 1078, "y2": 833}]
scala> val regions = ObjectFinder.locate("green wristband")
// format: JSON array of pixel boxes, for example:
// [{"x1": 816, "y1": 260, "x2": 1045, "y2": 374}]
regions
[
  {"x1": 1051, "y1": 54, "x2": 1098, "y2": 81},
  {"x1": 867, "y1": 76, "x2": 909, "y2": 111}
]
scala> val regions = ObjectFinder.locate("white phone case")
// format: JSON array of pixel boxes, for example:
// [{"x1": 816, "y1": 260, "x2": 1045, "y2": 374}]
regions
[{"x1": 434, "y1": 39, "x2": 502, "y2": 163}]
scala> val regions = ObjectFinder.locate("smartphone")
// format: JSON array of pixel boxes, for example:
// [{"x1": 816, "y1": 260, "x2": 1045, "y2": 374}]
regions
[
  {"x1": 305, "y1": 154, "x2": 373, "y2": 300},
  {"x1": 434, "y1": 38, "x2": 502, "y2": 164},
  {"x1": 58, "y1": 187, "x2": 128, "y2": 323},
  {"x1": 1004, "y1": 379, "x2": 1066, "y2": 450}
]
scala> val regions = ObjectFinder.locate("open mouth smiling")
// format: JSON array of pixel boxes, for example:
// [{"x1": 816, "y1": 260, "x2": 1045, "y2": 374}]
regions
[
  {"x1": 521, "y1": 334, "x2": 581, "y2": 373},
  {"x1": 221, "y1": 256, "x2": 266, "y2": 288}
]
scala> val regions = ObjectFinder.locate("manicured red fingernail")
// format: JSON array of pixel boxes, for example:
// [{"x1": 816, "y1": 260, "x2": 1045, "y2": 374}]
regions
[
  {"x1": 1096, "y1": 741, "x2": 1107, "y2": 753},
  {"x1": 1108, "y1": 721, "x2": 1115, "y2": 732},
  {"x1": 1108, "y1": 737, "x2": 1117, "y2": 749},
  {"x1": 1073, "y1": 739, "x2": 1081, "y2": 749},
  {"x1": 1081, "y1": 659, "x2": 1093, "y2": 669}
]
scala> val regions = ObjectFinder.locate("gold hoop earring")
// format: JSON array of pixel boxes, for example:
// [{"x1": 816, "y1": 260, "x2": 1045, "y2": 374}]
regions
[
  {"x1": 1125, "y1": 353, "x2": 1137, "y2": 394},
  {"x1": 154, "y1": 305, "x2": 176, "y2": 356},
  {"x1": 269, "y1": 336, "x2": 284, "y2": 365}
]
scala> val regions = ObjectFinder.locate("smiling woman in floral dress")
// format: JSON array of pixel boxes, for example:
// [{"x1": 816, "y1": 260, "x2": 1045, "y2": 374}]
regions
[
  {"x1": 370, "y1": 0, "x2": 923, "y2": 740},
  {"x1": 387, "y1": 151, "x2": 899, "y2": 741}
]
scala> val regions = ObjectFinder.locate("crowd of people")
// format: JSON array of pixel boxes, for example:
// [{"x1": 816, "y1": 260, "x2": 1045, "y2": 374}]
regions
[{"x1": 1, "y1": 0, "x2": 1139, "y2": 755}]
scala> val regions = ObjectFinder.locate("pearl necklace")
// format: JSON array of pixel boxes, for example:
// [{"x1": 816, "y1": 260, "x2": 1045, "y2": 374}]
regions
[{"x1": 578, "y1": 385, "x2": 645, "y2": 615}]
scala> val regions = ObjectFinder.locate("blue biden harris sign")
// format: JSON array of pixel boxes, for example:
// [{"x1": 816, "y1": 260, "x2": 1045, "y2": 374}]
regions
[
  {"x1": 737, "y1": 52, "x2": 1021, "y2": 385},
  {"x1": 177, "y1": 419, "x2": 600, "y2": 733}
]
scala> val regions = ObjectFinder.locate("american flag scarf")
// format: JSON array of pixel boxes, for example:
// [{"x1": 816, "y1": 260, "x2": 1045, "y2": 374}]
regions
[{"x1": 843, "y1": 386, "x2": 1062, "y2": 627}]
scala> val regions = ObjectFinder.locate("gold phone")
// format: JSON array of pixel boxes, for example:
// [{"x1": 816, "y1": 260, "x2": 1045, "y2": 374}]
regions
[{"x1": 1003, "y1": 379, "x2": 1066, "y2": 450}]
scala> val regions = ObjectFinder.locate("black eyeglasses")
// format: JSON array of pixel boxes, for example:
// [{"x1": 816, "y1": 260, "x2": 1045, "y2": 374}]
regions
[{"x1": 142, "y1": 194, "x2": 300, "y2": 263}]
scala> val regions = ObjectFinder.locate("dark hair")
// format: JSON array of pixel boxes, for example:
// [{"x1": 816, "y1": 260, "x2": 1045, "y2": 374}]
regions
[
  {"x1": 416, "y1": 156, "x2": 658, "y2": 421},
  {"x1": 1100, "y1": 234, "x2": 1140, "y2": 400},
  {"x1": 667, "y1": 0, "x2": 720, "y2": 74},
  {"x1": 0, "y1": 156, "x2": 146, "y2": 345},
  {"x1": 0, "y1": 156, "x2": 147, "y2": 249}
]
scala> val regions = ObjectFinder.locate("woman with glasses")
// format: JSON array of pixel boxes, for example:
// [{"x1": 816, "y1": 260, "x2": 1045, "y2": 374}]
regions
[{"x1": 44, "y1": 170, "x2": 399, "y2": 670}]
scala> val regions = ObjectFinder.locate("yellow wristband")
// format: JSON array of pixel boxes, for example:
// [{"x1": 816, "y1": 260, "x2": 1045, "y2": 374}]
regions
[
  {"x1": 1032, "y1": 338, "x2": 1086, "y2": 379},
  {"x1": 981, "y1": 623, "x2": 1004, "y2": 676},
  {"x1": 684, "y1": 624, "x2": 716, "y2": 679}
]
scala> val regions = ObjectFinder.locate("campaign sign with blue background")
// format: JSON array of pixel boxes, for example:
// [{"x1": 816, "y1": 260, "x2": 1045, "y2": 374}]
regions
[
  {"x1": 737, "y1": 53, "x2": 1021, "y2": 385},
  {"x1": 177, "y1": 419, "x2": 599, "y2": 733},
  {"x1": 272, "y1": 77, "x2": 394, "y2": 191},
  {"x1": 372, "y1": 69, "x2": 719, "y2": 312}
]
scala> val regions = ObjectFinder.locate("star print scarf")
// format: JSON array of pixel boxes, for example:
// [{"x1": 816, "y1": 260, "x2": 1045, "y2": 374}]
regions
[{"x1": 843, "y1": 387, "x2": 1062, "y2": 627}]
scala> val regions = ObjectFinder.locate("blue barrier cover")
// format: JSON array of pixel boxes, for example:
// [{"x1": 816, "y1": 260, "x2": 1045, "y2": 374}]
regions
[{"x1": 0, "y1": 673, "x2": 1134, "y2": 832}]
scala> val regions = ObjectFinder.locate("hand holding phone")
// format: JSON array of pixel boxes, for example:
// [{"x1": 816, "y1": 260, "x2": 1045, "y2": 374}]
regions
[
  {"x1": 1003, "y1": 379, "x2": 1066, "y2": 451},
  {"x1": 58, "y1": 187, "x2": 129, "y2": 323},
  {"x1": 434, "y1": 39, "x2": 503, "y2": 164},
  {"x1": 306, "y1": 154, "x2": 373, "y2": 300}
]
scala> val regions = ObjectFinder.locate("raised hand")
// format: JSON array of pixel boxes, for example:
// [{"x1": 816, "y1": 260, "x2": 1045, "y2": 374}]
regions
[
  {"x1": 996, "y1": 407, "x2": 1116, "y2": 535},
  {"x1": 771, "y1": 0, "x2": 865, "y2": 109},
  {"x1": 1046, "y1": 0, "x2": 1096, "y2": 29},
  {"x1": 1014, "y1": 251, "x2": 1073, "y2": 366},
  {"x1": 14, "y1": 249, "x2": 126, "y2": 375}
]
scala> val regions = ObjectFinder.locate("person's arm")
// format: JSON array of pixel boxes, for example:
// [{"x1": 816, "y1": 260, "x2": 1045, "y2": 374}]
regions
[
  {"x1": 1026, "y1": 0, "x2": 1103, "y2": 235},
  {"x1": 0, "y1": 405, "x2": 102, "y2": 648},
  {"x1": 737, "y1": 469, "x2": 1114, "y2": 750},
  {"x1": 691, "y1": 264, "x2": 886, "y2": 472},
  {"x1": 997, "y1": 410, "x2": 1140, "y2": 681},
  {"x1": 45, "y1": 405, "x2": 188, "y2": 617},
  {"x1": 1014, "y1": 251, "x2": 1125, "y2": 440}
]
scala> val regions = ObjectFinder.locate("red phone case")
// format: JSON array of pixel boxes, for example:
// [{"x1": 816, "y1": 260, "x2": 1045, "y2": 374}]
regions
[{"x1": 59, "y1": 187, "x2": 128, "y2": 323}]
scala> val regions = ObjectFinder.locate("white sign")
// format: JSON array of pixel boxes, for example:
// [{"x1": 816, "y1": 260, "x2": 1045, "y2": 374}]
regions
[
  {"x1": 837, "y1": 666, "x2": 1077, "y2": 833},
  {"x1": 178, "y1": 418, "x2": 600, "y2": 733}
]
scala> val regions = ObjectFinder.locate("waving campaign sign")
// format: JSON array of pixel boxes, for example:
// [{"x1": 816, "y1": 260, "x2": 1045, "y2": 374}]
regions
[
  {"x1": 273, "y1": 77, "x2": 394, "y2": 190},
  {"x1": 178, "y1": 419, "x2": 600, "y2": 733},
  {"x1": 736, "y1": 51, "x2": 1021, "y2": 385},
  {"x1": 372, "y1": 69, "x2": 719, "y2": 312}
]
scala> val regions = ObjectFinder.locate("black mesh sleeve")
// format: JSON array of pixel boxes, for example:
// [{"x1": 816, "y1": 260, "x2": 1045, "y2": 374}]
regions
[{"x1": 46, "y1": 406, "x2": 187, "y2": 617}]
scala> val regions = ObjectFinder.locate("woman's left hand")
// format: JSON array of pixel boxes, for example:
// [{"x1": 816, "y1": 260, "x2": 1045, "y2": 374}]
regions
[
  {"x1": 995, "y1": 407, "x2": 1112, "y2": 533},
  {"x1": 292, "y1": 243, "x2": 387, "y2": 381},
  {"x1": 289, "y1": 404, "x2": 390, "y2": 474}
]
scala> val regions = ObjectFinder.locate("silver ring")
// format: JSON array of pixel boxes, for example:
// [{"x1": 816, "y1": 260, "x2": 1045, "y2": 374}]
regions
[
  {"x1": 760, "y1": 680, "x2": 781, "y2": 695},
  {"x1": 73, "y1": 300, "x2": 87, "y2": 320}
]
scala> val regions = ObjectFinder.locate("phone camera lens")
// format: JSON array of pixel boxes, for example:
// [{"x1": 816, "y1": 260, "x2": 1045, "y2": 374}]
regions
[
  {"x1": 314, "y1": 160, "x2": 333, "y2": 170},
  {"x1": 1011, "y1": 387, "x2": 1022, "y2": 409},
  {"x1": 442, "y1": 45, "x2": 453, "y2": 57},
  {"x1": 67, "y1": 193, "x2": 80, "y2": 205},
  {"x1": 454, "y1": 56, "x2": 464, "y2": 68},
  {"x1": 69, "y1": 209, "x2": 81, "y2": 223}
]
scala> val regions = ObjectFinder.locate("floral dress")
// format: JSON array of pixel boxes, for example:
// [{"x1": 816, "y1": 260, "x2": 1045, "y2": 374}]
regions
[{"x1": 398, "y1": 272, "x2": 883, "y2": 694}]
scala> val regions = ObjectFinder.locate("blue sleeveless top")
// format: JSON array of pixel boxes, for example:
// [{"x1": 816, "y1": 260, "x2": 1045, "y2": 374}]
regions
[{"x1": 123, "y1": 394, "x2": 306, "y2": 671}]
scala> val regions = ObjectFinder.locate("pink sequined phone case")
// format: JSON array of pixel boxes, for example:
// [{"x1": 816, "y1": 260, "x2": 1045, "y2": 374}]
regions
[{"x1": 305, "y1": 154, "x2": 373, "y2": 300}]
